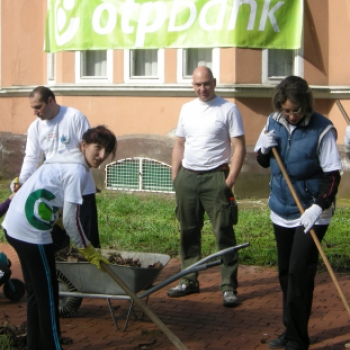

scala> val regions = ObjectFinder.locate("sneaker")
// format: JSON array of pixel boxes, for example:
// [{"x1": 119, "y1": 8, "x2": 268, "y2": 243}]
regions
[
  {"x1": 167, "y1": 282, "x2": 199, "y2": 298},
  {"x1": 268, "y1": 331, "x2": 287, "y2": 349},
  {"x1": 223, "y1": 291, "x2": 240, "y2": 307}
]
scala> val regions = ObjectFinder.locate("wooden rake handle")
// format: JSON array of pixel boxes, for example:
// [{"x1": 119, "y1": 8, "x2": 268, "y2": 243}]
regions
[
  {"x1": 101, "y1": 262, "x2": 188, "y2": 350},
  {"x1": 270, "y1": 147, "x2": 350, "y2": 318}
]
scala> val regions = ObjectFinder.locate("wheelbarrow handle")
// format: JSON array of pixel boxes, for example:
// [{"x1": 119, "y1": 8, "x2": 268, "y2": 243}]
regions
[
  {"x1": 138, "y1": 259, "x2": 223, "y2": 299},
  {"x1": 191, "y1": 242, "x2": 250, "y2": 268},
  {"x1": 138, "y1": 242, "x2": 250, "y2": 299},
  {"x1": 101, "y1": 262, "x2": 188, "y2": 350}
]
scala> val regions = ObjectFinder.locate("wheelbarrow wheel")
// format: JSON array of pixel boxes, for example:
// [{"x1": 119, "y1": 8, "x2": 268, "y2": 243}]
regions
[
  {"x1": 57, "y1": 270, "x2": 82, "y2": 318},
  {"x1": 3, "y1": 278, "x2": 25, "y2": 301}
]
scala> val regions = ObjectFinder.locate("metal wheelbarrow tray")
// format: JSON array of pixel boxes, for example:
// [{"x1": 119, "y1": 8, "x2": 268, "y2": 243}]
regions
[{"x1": 56, "y1": 243, "x2": 249, "y2": 331}]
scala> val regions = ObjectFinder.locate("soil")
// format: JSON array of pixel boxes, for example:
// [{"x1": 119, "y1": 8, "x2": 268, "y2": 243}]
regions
[{"x1": 55, "y1": 246, "x2": 163, "y2": 268}]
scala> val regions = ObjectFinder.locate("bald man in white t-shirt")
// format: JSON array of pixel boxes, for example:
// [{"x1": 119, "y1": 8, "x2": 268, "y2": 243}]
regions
[{"x1": 167, "y1": 67, "x2": 246, "y2": 308}]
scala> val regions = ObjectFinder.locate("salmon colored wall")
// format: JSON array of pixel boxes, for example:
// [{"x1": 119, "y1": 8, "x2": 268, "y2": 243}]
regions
[
  {"x1": 327, "y1": 0, "x2": 350, "y2": 85},
  {"x1": 220, "y1": 48, "x2": 236, "y2": 83},
  {"x1": 303, "y1": 0, "x2": 329, "y2": 84},
  {"x1": 165, "y1": 49, "x2": 177, "y2": 83},
  {"x1": 113, "y1": 50, "x2": 124, "y2": 83},
  {"x1": 1, "y1": 0, "x2": 45, "y2": 86},
  {"x1": 234, "y1": 48, "x2": 262, "y2": 84}
]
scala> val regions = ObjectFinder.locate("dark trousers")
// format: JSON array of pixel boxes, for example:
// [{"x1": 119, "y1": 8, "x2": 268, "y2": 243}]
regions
[
  {"x1": 273, "y1": 224, "x2": 328, "y2": 350},
  {"x1": 174, "y1": 167, "x2": 238, "y2": 292},
  {"x1": 5, "y1": 231, "x2": 62, "y2": 350},
  {"x1": 52, "y1": 193, "x2": 100, "y2": 250}
]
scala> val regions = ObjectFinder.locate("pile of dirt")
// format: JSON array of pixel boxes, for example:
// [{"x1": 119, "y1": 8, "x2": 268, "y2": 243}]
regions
[
  {"x1": 55, "y1": 247, "x2": 162, "y2": 268},
  {"x1": 0, "y1": 320, "x2": 72, "y2": 348}
]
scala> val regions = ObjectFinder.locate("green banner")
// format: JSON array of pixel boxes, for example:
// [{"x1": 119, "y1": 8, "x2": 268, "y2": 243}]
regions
[{"x1": 45, "y1": 0, "x2": 303, "y2": 53}]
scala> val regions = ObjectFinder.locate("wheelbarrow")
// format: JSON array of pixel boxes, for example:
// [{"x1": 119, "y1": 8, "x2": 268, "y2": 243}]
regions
[
  {"x1": 0, "y1": 252, "x2": 25, "y2": 302},
  {"x1": 56, "y1": 242, "x2": 249, "y2": 331}
]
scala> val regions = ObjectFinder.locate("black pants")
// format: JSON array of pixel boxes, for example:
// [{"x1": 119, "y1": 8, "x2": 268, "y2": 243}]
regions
[
  {"x1": 52, "y1": 193, "x2": 100, "y2": 250},
  {"x1": 273, "y1": 224, "x2": 328, "y2": 350},
  {"x1": 5, "y1": 231, "x2": 62, "y2": 350}
]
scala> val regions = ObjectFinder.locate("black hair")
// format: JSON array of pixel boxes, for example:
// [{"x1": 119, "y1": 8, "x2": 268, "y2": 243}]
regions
[
  {"x1": 29, "y1": 86, "x2": 56, "y2": 104},
  {"x1": 82, "y1": 125, "x2": 117, "y2": 157},
  {"x1": 272, "y1": 76, "x2": 314, "y2": 115}
]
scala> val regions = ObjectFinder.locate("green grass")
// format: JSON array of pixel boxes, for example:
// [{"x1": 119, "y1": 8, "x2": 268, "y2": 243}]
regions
[{"x1": 1, "y1": 179, "x2": 350, "y2": 272}]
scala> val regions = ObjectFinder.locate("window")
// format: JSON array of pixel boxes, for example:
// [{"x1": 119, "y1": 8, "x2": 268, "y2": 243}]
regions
[
  {"x1": 177, "y1": 48, "x2": 220, "y2": 83},
  {"x1": 262, "y1": 48, "x2": 303, "y2": 84},
  {"x1": 106, "y1": 158, "x2": 174, "y2": 193},
  {"x1": 75, "y1": 50, "x2": 113, "y2": 83},
  {"x1": 47, "y1": 53, "x2": 55, "y2": 84},
  {"x1": 124, "y1": 49, "x2": 164, "y2": 83}
]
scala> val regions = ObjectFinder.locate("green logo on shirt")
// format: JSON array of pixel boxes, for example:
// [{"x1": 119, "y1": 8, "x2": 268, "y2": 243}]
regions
[{"x1": 25, "y1": 189, "x2": 59, "y2": 230}]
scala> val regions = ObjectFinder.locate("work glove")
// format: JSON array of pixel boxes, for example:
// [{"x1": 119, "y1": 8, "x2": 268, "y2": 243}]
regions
[
  {"x1": 345, "y1": 125, "x2": 350, "y2": 146},
  {"x1": 299, "y1": 204, "x2": 322, "y2": 233},
  {"x1": 10, "y1": 177, "x2": 21, "y2": 193},
  {"x1": 54, "y1": 210, "x2": 64, "y2": 230},
  {"x1": 260, "y1": 130, "x2": 278, "y2": 155},
  {"x1": 77, "y1": 242, "x2": 110, "y2": 272}
]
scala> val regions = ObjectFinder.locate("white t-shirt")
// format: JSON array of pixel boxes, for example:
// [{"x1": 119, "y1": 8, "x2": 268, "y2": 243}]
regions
[
  {"x1": 176, "y1": 96, "x2": 244, "y2": 171},
  {"x1": 19, "y1": 106, "x2": 95, "y2": 195},
  {"x1": 254, "y1": 120, "x2": 342, "y2": 227},
  {"x1": 3, "y1": 161, "x2": 88, "y2": 245}
]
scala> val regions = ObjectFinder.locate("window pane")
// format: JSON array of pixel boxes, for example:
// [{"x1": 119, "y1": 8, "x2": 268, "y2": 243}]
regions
[
  {"x1": 81, "y1": 50, "x2": 107, "y2": 77},
  {"x1": 185, "y1": 49, "x2": 212, "y2": 76},
  {"x1": 132, "y1": 49, "x2": 158, "y2": 76},
  {"x1": 268, "y1": 49, "x2": 294, "y2": 78}
]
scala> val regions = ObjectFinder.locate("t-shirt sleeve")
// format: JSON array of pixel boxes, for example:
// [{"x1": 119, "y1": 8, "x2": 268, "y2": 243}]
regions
[
  {"x1": 62, "y1": 166, "x2": 88, "y2": 205},
  {"x1": 227, "y1": 105, "x2": 245, "y2": 138},
  {"x1": 318, "y1": 128, "x2": 342, "y2": 172},
  {"x1": 73, "y1": 112, "x2": 91, "y2": 142},
  {"x1": 175, "y1": 107, "x2": 185, "y2": 138},
  {"x1": 19, "y1": 122, "x2": 42, "y2": 183}
]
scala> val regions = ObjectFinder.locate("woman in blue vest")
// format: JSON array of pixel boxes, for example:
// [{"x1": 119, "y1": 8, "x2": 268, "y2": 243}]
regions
[{"x1": 254, "y1": 76, "x2": 342, "y2": 350}]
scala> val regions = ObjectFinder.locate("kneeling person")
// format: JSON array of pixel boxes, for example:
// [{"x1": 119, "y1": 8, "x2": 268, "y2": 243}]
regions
[{"x1": 2, "y1": 125, "x2": 117, "y2": 350}]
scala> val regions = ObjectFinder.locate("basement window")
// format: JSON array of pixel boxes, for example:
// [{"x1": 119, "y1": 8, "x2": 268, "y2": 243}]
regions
[{"x1": 106, "y1": 157, "x2": 174, "y2": 193}]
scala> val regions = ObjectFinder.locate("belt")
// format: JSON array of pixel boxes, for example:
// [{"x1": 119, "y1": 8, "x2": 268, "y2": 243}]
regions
[{"x1": 183, "y1": 164, "x2": 229, "y2": 175}]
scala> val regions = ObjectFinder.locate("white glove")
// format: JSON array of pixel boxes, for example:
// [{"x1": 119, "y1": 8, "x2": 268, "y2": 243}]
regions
[
  {"x1": 299, "y1": 204, "x2": 322, "y2": 233},
  {"x1": 344, "y1": 125, "x2": 350, "y2": 146},
  {"x1": 260, "y1": 130, "x2": 278, "y2": 155}
]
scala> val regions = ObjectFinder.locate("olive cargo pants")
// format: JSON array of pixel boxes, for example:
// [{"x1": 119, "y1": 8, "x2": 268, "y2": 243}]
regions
[{"x1": 174, "y1": 167, "x2": 238, "y2": 293}]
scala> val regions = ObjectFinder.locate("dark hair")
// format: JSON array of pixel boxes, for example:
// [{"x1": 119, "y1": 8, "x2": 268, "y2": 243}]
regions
[
  {"x1": 82, "y1": 125, "x2": 117, "y2": 156},
  {"x1": 29, "y1": 86, "x2": 56, "y2": 104},
  {"x1": 272, "y1": 76, "x2": 314, "y2": 115}
]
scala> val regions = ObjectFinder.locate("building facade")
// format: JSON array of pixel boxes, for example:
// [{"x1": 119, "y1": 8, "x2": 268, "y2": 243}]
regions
[{"x1": 1, "y1": 0, "x2": 350, "y2": 197}]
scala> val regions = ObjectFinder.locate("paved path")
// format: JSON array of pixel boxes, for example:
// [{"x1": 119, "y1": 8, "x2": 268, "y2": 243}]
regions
[{"x1": 0, "y1": 243, "x2": 350, "y2": 349}]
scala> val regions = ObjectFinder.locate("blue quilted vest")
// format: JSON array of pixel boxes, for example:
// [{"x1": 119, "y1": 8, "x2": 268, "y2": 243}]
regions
[{"x1": 267, "y1": 112, "x2": 334, "y2": 220}]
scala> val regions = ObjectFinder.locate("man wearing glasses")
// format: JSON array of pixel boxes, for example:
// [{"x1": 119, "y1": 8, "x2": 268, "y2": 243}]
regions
[{"x1": 254, "y1": 76, "x2": 341, "y2": 350}]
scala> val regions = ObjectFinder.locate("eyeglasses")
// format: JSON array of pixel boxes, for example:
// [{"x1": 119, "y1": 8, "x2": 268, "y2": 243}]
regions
[{"x1": 280, "y1": 108, "x2": 302, "y2": 116}]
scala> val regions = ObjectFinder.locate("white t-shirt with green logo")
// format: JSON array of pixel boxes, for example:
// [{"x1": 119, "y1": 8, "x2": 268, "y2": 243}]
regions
[{"x1": 3, "y1": 161, "x2": 88, "y2": 245}]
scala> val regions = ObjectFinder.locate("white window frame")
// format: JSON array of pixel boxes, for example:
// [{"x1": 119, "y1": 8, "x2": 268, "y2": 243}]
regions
[
  {"x1": 177, "y1": 48, "x2": 220, "y2": 84},
  {"x1": 75, "y1": 50, "x2": 113, "y2": 84},
  {"x1": 47, "y1": 53, "x2": 56, "y2": 85},
  {"x1": 124, "y1": 49, "x2": 164, "y2": 84},
  {"x1": 262, "y1": 47, "x2": 304, "y2": 85}
]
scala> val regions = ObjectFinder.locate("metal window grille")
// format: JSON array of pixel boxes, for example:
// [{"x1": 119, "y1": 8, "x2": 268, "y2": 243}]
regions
[{"x1": 106, "y1": 157, "x2": 174, "y2": 193}]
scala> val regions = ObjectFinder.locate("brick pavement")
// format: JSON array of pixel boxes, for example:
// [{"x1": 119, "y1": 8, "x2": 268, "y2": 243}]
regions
[{"x1": 0, "y1": 242, "x2": 350, "y2": 349}]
